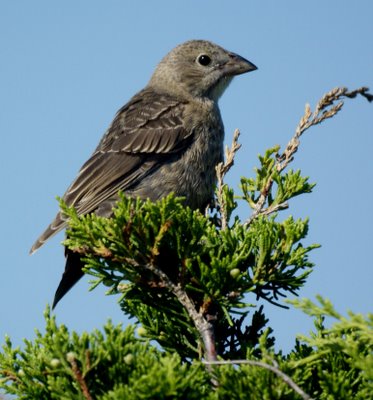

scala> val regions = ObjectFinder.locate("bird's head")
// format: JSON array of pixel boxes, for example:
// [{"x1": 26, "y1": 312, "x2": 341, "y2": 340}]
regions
[{"x1": 149, "y1": 40, "x2": 257, "y2": 101}]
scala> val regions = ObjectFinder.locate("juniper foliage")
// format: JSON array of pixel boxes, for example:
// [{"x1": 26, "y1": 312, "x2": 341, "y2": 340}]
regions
[{"x1": 1, "y1": 87, "x2": 371, "y2": 399}]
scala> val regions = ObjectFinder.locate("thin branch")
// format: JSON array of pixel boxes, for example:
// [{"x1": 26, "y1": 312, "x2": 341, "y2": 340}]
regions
[
  {"x1": 204, "y1": 359, "x2": 314, "y2": 400},
  {"x1": 245, "y1": 86, "x2": 372, "y2": 226},
  {"x1": 143, "y1": 261, "x2": 217, "y2": 363},
  {"x1": 67, "y1": 355, "x2": 93, "y2": 400},
  {"x1": 0, "y1": 370, "x2": 20, "y2": 383},
  {"x1": 245, "y1": 200, "x2": 289, "y2": 227},
  {"x1": 215, "y1": 129, "x2": 241, "y2": 229}
]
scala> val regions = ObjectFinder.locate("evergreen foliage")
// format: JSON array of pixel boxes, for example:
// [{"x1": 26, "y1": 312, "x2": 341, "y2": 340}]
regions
[
  {"x1": 60, "y1": 186, "x2": 316, "y2": 359},
  {"x1": 1, "y1": 301, "x2": 371, "y2": 399},
  {"x1": 1, "y1": 87, "x2": 371, "y2": 399}
]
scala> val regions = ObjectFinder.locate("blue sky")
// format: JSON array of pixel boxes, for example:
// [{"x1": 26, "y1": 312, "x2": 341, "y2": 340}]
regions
[{"x1": 1, "y1": 1, "x2": 372, "y2": 354}]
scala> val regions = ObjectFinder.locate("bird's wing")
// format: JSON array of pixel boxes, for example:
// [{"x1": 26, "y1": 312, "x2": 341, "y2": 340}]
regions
[{"x1": 30, "y1": 90, "x2": 193, "y2": 253}]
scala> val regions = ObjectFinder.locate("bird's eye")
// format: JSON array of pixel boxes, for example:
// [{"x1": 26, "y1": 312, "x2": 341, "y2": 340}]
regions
[{"x1": 197, "y1": 54, "x2": 211, "y2": 66}]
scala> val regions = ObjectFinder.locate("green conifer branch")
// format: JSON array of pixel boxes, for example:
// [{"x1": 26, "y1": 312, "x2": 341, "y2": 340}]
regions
[{"x1": 1, "y1": 86, "x2": 371, "y2": 398}]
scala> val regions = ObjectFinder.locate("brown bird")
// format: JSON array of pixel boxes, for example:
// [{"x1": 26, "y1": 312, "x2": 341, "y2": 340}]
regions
[{"x1": 30, "y1": 40, "x2": 257, "y2": 308}]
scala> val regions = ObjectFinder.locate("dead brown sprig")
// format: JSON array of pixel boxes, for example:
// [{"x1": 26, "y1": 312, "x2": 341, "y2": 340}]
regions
[
  {"x1": 215, "y1": 128, "x2": 241, "y2": 229},
  {"x1": 245, "y1": 86, "x2": 372, "y2": 226},
  {"x1": 278, "y1": 86, "x2": 372, "y2": 171}
]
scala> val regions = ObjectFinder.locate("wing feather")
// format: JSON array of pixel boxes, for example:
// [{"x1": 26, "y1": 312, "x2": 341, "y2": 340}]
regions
[{"x1": 30, "y1": 89, "x2": 193, "y2": 253}]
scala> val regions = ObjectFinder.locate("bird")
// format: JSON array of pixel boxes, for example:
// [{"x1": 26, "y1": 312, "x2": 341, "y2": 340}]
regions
[{"x1": 30, "y1": 40, "x2": 257, "y2": 308}]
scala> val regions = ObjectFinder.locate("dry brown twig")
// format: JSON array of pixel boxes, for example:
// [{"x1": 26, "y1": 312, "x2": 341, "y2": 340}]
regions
[
  {"x1": 245, "y1": 86, "x2": 372, "y2": 226},
  {"x1": 215, "y1": 128, "x2": 242, "y2": 229},
  {"x1": 277, "y1": 86, "x2": 371, "y2": 172}
]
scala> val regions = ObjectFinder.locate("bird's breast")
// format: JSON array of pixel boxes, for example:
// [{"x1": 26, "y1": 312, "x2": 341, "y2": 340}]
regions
[{"x1": 130, "y1": 104, "x2": 224, "y2": 210}]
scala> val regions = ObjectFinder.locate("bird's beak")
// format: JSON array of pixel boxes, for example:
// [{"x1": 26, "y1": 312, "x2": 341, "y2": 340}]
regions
[{"x1": 223, "y1": 52, "x2": 257, "y2": 76}]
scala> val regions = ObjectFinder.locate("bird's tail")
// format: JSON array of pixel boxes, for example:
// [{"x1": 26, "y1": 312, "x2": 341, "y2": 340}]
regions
[{"x1": 52, "y1": 250, "x2": 85, "y2": 309}]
